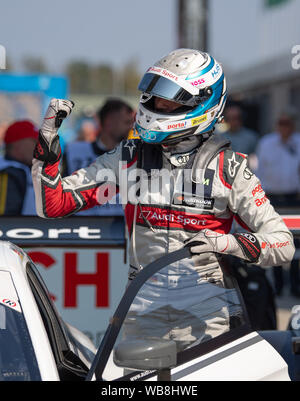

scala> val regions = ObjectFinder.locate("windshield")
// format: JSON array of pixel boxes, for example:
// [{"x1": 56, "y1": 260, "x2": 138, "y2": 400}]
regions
[
  {"x1": 88, "y1": 249, "x2": 250, "y2": 381},
  {"x1": 0, "y1": 272, "x2": 40, "y2": 381}
]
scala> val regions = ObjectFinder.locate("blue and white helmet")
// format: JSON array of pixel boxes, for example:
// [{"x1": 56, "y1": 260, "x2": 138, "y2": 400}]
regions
[{"x1": 135, "y1": 48, "x2": 227, "y2": 144}]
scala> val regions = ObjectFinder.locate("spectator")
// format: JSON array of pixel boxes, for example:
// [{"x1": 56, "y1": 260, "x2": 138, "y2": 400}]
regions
[
  {"x1": 63, "y1": 98, "x2": 134, "y2": 176},
  {"x1": 256, "y1": 109, "x2": 300, "y2": 297},
  {"x1": 0, "y1": 122, "x2": 8, "y2": 156},
  {"x1": 0, "y1": 120, "x2": 38, "y2": 215},
  {"x1": 76, "y1": 116, "x2": 98, "y2": 142},
  {"x1": 256, "y1": 110, "x2": 300, "y2": 205},
  {"x1": 221, "y1": 104, "x2": 259, "y2": 156}
]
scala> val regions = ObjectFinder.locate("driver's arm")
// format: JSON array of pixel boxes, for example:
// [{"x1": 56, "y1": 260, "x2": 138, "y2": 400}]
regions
[
  {"x1": 31, "y1": 98, "x2": 121, "y2": 218},
  {"x1": 228, "y1": 157, "x2": 295, "y2": 267}
]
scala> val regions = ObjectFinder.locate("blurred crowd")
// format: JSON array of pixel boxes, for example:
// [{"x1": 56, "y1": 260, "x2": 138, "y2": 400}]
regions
[
  {"x1": 0, "y1": 97, "x2": 135, "y2": 216},
  {"x1": 219, "y1": 102, "x2": 300, "y2": 210},
  {"x1": 218, "y1": 101, "x2": 300, "y2": 299},
  {"x1": 0, "y1": 97, "x2": 299, "y2": 297}
]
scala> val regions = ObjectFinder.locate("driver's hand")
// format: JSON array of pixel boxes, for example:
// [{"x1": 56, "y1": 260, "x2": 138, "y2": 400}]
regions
[
  {"x1": 186, "y1": 229, "x2": 261, "y2": 263},
  {"x1": 40, "y1": 98, "x2": 74, "y2": 146},
  {"x1": 34, "y1": 98, "x2": 74, "y2": 163}
]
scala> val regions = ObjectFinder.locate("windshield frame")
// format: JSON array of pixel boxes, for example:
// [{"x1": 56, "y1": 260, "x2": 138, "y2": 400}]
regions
[
  {"x1": 0, "y1": 270, "x2": 41, "y2": 381},
  {"x1": 86, "y1": 248, "x2": 252, "y2": 381}
]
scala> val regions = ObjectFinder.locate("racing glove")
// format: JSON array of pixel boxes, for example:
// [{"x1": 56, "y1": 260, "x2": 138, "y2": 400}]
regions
[
  {"x1": 186, "y1": 229, "x2": 261, "y2": 263},
  {"x1": 34, "y1": 98, "x2": 74, "y2": 163}
]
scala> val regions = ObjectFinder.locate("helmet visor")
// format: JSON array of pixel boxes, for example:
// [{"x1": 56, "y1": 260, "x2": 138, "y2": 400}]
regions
[{"x1": 138, "y1": 73, "x2": 199, "y2": 107}]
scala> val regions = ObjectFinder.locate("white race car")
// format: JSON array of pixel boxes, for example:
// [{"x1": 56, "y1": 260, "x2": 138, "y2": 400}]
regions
[
  {"x1": 0, "y1": 241, "x2": 96, "y2": 381},
  {"x1": 0, "y1": 240, "x2": 299, "y2": 381}
]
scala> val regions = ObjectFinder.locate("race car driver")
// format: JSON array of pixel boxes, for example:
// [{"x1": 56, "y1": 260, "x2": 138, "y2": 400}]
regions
[{"x1": 32, "y1": 49, "x2": 295, "y2": 350}]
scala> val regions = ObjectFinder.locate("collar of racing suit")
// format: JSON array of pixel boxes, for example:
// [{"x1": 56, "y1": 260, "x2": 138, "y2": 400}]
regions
[{"x1": 161, "y1": 135, "x2": 205, "y2": 167}]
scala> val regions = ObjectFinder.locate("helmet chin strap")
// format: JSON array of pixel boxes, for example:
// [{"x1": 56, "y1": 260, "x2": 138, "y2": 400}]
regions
[{"x1": 161, "y1": 130, "x2": 213, "y2": 153}]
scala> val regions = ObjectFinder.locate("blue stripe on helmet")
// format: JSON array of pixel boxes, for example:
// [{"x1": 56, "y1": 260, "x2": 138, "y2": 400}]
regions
[
  {"x1": 185, "y1": 57, "x2": 215, "y2": 80},
  {"x1": 186, "y1": 74, "x2": 224, "y2": 119}
]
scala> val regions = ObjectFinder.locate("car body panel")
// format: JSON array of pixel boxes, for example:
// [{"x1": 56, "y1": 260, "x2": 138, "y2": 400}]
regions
[
  {"x1": 168, "y1": 332, "x2": 290, "y2": 381},
  {"x1": 0, "y1": 241, "x2": 59, "y2": 380}
]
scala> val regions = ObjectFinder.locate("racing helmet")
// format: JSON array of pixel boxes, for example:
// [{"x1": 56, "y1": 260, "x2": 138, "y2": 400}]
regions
[{"x1": 135, "y1": 48, "x2": 227, "y2": 144}]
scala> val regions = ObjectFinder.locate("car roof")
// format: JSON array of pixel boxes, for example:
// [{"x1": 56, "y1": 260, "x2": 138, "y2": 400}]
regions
[{"x1": 0, "y1": 240, "x2": 29, "y2": 276}]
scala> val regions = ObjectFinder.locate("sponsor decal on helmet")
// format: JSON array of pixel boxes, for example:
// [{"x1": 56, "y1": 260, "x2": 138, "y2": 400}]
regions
[
  {"x1": 161, "y1": 69, "x2": 179, "y2": 81},
  {"x1": 146, "y1": 66, "x2": 198, "y2": 95},
  {"x1": 211, "y1": 63, "x2": 222, "y2": 79},
  {"x1": 191, "y1": 114, "x2": 207, "y2": 126},
  {"x1": 147, "y1": 66, "x2": 162, "y2": 74},
  {"x1": 190, "y1": 78, "x2": 206, "y2": 87},
  {"x1": 167, "y1": 121, "x2": 187, "y2": 130},
  {"x1": 142, "y1": 132, "x2": 157, "y2": 141},
  {"x1": 147, "y1": 66, "x2": 179, "y2": 82},
  {"x1": 136, "y1": 126, "x2": 157, "y2": 141}
]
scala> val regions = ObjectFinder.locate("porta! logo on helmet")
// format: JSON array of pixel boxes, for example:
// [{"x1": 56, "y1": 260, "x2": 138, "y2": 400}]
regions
[{"x1": 135, "y1": 48, "x2": 227, "y2": 144}]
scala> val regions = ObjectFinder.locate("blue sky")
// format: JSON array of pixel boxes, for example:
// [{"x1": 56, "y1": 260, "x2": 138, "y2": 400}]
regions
[
  {"x1": 210, "y1": 0, "x2": 300, "y2": 72},
  {"x1": 0, "y1": 0, "x2": 299, "y2": 75},
  {"x1": 0, "y1": 0, "x2": 177, "y2": 74}
]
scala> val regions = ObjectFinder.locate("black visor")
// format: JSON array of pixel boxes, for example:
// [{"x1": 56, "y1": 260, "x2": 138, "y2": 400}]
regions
[{"x1": 138, "y1": 73, "x2": 200, "y2": 107}]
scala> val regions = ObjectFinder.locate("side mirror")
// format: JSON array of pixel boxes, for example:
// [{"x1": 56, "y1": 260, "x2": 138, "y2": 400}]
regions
[{"x1": 114, "y1": 338, "x2": 177, "y2": 379}]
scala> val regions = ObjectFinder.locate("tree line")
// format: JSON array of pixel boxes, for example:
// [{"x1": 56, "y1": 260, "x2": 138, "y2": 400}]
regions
[{"x1": 3, "y1": 55, "x2": 141, "y2": 95}]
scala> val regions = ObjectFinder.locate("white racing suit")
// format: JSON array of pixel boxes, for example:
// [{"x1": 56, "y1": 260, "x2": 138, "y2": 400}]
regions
[{"x1": 32, "y1": 135, "x2": 295, "y2": 349}]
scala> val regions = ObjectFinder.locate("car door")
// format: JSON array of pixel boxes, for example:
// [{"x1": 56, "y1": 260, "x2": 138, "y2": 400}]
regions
[
  {"x1": 26, "y1": 261, "x2": 90, "y2": 381},
  {"x1": 85, "y1": 248, "x2": 287, "y2": 381}
]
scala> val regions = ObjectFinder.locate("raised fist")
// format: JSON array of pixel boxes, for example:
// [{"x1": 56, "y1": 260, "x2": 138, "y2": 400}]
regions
[
  {"x1": 34, "y1": 99, "x2": 74, "y2": 163},
  {"x1": 41, "y1": 98, "x2": 74, "y2": 137}
]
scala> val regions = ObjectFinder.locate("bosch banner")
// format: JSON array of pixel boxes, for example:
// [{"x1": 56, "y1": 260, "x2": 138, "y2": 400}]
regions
[
  {"x1": 26, "y1": 247, "x2": 127, "y2": 346},
  {"x1": 0, "y1": 216, "x2": 128, "y2": 346}
]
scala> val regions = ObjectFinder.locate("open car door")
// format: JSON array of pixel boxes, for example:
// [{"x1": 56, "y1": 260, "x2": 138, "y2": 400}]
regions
[{"x1": 86, "y1": 246, "x2": 290, "y2": 381}]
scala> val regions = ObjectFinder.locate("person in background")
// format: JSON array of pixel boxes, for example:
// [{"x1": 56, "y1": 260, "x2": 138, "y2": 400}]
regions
[
  {"x1": 63, "y1": 98, "x2": 134, "y2": 216},
  {"x1": 0, "y1": 122, "x2": 8, "y2": 156},
  {"x1": 221, "y1": 103, "x2": 259, "y2": 156},
  {"x1": 256, "y1": 109, "x2": 300, "y2": 297},
  {"x1": 256, "y1": 110, "x2": 300, "y2": 206},
  {"x1": 0, "y1": 120, "x2": 38, "y2": 215},
  {"x1": 76, "y1": 116, "x2": 98, "y2": 143},
  {"x1": 63, "y1": 98, "x2": 134, "y2": 176}
]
